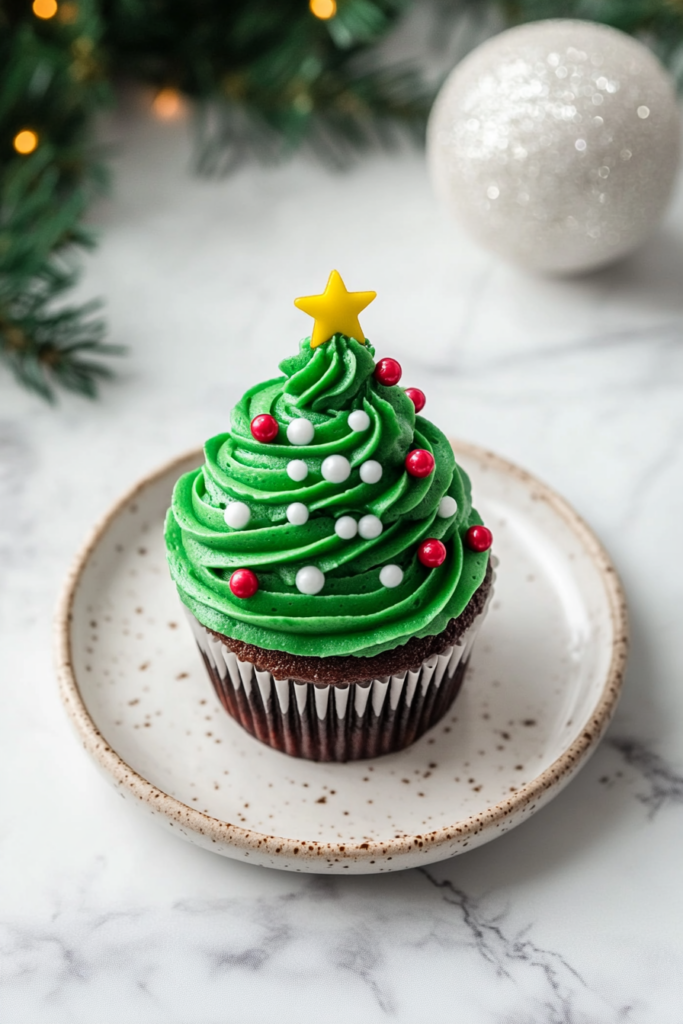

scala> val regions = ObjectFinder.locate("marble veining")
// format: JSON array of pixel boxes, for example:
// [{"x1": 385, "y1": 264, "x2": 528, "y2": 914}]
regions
[
  {"x1": 1, "y1": 92, "x2": 683, "y2": 1018},
  {"x1": 610, "y1": 737, "x2": 683, "y2": 817},
  {"x1": 417, "y1": 869, "x2": 634, "y2": 1023},
  {"x1": 0, "y1": 864, "x2": 648, "y2": 1022}
]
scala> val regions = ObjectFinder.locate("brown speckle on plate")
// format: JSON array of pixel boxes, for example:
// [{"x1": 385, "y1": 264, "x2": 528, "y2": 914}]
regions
[{"x1": 54, "y1": 441, "x2": 628, "y2": 874}]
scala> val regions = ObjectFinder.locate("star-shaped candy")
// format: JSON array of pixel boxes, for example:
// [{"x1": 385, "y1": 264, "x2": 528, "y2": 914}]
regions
[{"x1": 294, "y1": 270, "x2": 376, "y2": 349}]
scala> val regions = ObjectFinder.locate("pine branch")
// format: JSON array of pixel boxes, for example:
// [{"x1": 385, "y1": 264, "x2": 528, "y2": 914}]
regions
[
  {"x1": 502, "y1": 0, "x2": 683, "y2": 84},
  {"x1": 0, "y1": 146, "x2": 119, "y2": 401},
  {"x1": 104, "y1": 0, "x2": 431, "y2": 172},
  {"x1": 193, "y1": 62, "x2": 432, "y2": 174},
  {"x1": 0, "y1": 0, "x2": 118, "y2": 401},
  {"x1": 0, "y1": 259, "x2": 122, "y2": 402},
  {"x1": 3, "y1": 0, "x2": 683, "y2": 402}
]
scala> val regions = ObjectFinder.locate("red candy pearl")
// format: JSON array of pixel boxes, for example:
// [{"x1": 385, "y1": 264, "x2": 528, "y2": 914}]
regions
[
  {"x1": 405, "y1": 387, "x2": 426, "y2": 412},
  {"x1": 405, "y1": 448, "x2": 435, "y2": 478},
  {"x1": 229, "y1": 568, "x2": 259, "y2": 598},
  {"x1": 250, "y1": 414, "x2": 279, "y2": 442},
  {"x1": 374, "y1": 358, "x2": 402, "y2": 386},
  {"x1": 418, "y1": 539, "x2": 447, "y2": 568},
  {"x1": 466, "y1": 525, "x2": 493, "y2": 552}
]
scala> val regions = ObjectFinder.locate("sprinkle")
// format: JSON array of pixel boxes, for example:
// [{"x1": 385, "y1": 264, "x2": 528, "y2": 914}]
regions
[
  {"x1": 358, "y1": 514, "x2": 383, "y2": 539},
  {"x1": 286, "y1": 502, "x2": 309, "y2": 525},
  {"x1": 287, "y1": 460, "x2": 308, "y2": 482},
  {"x1": 296, "y1": 566, "x2": 325, "y2": 595},
  {"x1": 380, "y1": 564, "x2": 403, "y2": 588},
  {"x1": 287, "y1": 418, "x2": 315, "y2": 446},
  {"x1": 224, "y1": 502, "x2": 251, "y2": 529},
  {"x1": 437, "y1": 495, "x2": 457, "y2": 518},
  {"x1": 348, "y1": 409, "x2": 370, "y2": 432},
  {"x1": 360, "y1": 460, "x2": 382, "y2": 484},
  {"x1": 321, "y1": 454, "x2": 351, "y2": 483},
  {"x1": 335, "y1": 516, "x2": 358, "y2": 539}
]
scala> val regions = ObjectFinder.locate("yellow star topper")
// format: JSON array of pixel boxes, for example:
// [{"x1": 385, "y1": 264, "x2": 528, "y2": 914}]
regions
[{"x1": 294, "y1": 270, "x2": 376, "y2": 349}]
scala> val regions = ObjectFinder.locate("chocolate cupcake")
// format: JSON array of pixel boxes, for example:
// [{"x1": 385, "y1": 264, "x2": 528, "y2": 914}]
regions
[{"x1": 165, "y1": 271, "x2": 494, "y2": 761}]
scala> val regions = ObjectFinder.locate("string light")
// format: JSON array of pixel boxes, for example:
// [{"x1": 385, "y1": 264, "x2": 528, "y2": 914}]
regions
[
  {"x1": 13, "y1": 130, "x2": 39, "y2": 155},
  {"x1": 152, "y1": 87, "x2": 183, "y2": 120},
  {"x1": 58, "y1": 2, "x2": 79, "y2": 23},
  {"x1": 309, "y1": 0, "x2": 336, "y2": 19},
  {"x1": 32, "y1": 0, "x2": 58, "y2": 18}
]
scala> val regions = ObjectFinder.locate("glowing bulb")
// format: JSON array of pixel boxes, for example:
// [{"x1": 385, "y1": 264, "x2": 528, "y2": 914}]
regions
[
  {"x1": 309, "y1": 0, "x2": 336, "y2": 19},
  {"x1": 33, "y1": 0, "x2": 58, "y2": 17},
  {"x1": 58, "y1": 2, "x2": 79, "y2": 23},
  {"x1": 13, "y1": 130, "x2": 38, "y2": 155},
  {"x1": 152, "y1": 88, "x2": 183, "y2": 120}
]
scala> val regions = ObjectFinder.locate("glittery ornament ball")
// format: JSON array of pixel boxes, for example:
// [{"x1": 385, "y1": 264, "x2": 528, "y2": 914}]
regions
[{"x1": 427, "y1": 20, "x2": 681, "y2": 275}]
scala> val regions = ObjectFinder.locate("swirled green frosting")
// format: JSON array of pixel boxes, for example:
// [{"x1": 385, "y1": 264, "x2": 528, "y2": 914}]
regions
[{"x1": 165, "y1": 335, "x2": 489, "y2": 658}]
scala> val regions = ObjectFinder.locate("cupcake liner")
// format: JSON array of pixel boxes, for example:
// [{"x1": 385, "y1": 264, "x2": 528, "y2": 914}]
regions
[{"x1": 185, "y1": 584, "x2": 493, "y2": 762}]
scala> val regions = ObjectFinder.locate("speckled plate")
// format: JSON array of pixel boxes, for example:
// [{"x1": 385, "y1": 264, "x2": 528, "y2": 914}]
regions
[{"x1": 55, "y1": 442, "x2": 627, "y2": 874}]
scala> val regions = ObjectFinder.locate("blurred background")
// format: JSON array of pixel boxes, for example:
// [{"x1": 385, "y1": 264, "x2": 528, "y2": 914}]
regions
[{"x1": 3, "y1": 0, "x2": 683, "y2": 403}]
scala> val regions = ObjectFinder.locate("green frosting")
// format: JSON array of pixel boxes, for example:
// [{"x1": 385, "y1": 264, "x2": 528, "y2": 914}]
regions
[{"x1": 165, "y1": 335, "x2": 489, "y2": 658}]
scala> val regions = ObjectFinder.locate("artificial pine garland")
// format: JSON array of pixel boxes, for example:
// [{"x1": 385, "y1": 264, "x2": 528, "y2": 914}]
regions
[{"x1": 1, "y1": 0, "x2": 682, "y2": 401}]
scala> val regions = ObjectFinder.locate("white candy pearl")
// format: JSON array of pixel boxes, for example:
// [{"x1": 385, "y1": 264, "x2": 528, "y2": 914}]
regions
[
  {"x1": 287, "y1": 502, "x2": 309, "y2": 526},
  {"x1": 321, "y1": 454, "x2": 351, "y2": 483},
  {"x1": 348, "y1": 409, "x2": 370, "y2": 432},
  {"x1": 296, "y1": 565, "x2": 325, "y2": 595},
  {"x1": 358, "y1": 514, "x2": 383, "y2": 540},
  {"x1": 438, "y1": 495, "x2": 458, "y2": 518},
  {"x1": 287, "y1": 459, "x2": 308, "y2": 482},
  {"x1": 360, "y1": 460, "x2": 382, "y2": 484},
  {"x1": 335, "y1": 516, "x2": 358, "y2": 540},
  {"x1": 287, "y1": 418, "x2": 314, "y2": 446},
  {"x1": 380, "y1": 564, "x2": 403, "y2": 588},
  {"x1": 223, "y1": 501, "x2": 251, "y2": 529}
]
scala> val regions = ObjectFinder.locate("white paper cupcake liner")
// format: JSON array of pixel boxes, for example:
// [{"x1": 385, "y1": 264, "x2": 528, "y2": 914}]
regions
[{"x1": 184, "y1": 577, "x2": 494, "y2": 761}]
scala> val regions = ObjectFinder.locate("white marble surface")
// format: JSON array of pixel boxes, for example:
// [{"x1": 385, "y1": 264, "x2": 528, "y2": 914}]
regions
[{"x1": 2, "y1": 98, "x2": 683, "y2": 1021}]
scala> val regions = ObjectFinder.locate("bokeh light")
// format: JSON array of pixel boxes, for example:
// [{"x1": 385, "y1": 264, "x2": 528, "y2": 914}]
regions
[
  {"x1": 152, "y1": 88, "x2": 183, "y2": 120},
  {"x1": 309, "y1": 0, "x2": 336, "y2": 19},
  {"x1": 58, "y1": 2, "x2": 79, "y2": 23},
  {"x1": 13, "y1": 130, "x2": 39, "y2": 155},
  {"x1": 32, "y1": 0, "x2": 58, "y2": 19}
]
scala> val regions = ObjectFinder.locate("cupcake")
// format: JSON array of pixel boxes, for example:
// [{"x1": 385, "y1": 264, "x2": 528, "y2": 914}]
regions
[{"x1": 165, "y1": 271, "x2": 494, "y2": 761}]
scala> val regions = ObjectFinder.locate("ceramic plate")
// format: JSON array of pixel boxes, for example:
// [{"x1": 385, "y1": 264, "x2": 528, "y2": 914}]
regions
[{"x1": 55, "y1": 442, "x2": 627, "y2": 874}]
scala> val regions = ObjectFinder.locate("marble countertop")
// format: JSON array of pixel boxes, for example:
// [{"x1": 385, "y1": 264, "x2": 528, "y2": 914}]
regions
[{"x1": 2, "y1": 100, "x2": 683, "y2": 1022}]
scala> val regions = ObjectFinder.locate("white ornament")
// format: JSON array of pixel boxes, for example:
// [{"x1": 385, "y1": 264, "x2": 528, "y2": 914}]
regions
[
  {"x1": 335, "y1": 516, "x2": 358, "y2": 540},
  {"x1": 287, "y1": 459, "x2": 308, "y2": 482},
  {"x1": 360, "y1": 460, "x2": 383, "y2": 484},
  {"x1": 296, "y1": 565, "x2": 325, "y2": 595},
  {"x1": 223, "y1": 501, "x2": 250, "y2": 529},
  {"x1": 438, "y1": 495, "x2": 458, "y2": 518},
  {"x1": 321, "y1": 454, "x2": 351, "y2": 483},
  {"x1": 348, "y1": 409, "x2": 370, "y2": 432},
  {"x1": 380, "y1": 564, "x2": 403, "y2": 588},
  {"x1": 287, "y1": 418, "x2": 315, "y2": 446},
  {"x1": 286, "y1": 502, "x2": 309, "y2": 526},
  {"x1": 358, "y1": 514, "x2": 383, "y2": 539},
  {"x1": 427, "y1": 20, "x2": 681, "y2": 274}
]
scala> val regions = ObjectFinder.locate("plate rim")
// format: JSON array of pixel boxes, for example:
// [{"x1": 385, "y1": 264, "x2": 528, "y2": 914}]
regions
[{"x1": 54, "y1": 441, "x2": 629, "y2": 867}]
